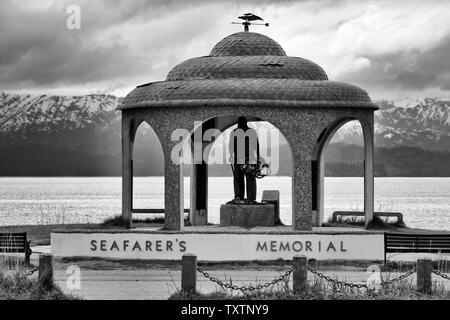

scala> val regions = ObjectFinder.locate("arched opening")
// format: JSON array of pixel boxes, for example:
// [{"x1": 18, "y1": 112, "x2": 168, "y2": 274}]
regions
[
  {"x1": 131, "y1": 120, "x2": 165, "y2": 223},
  {"x1": 187, "y1": 115, "x2": 293, "y2": 227},
  {"x1": 323, "y1": 120, "x2": 365, "y2": 224},
  {"x1": 313, "y1": 117, "x2": 374, "y2": 227}
]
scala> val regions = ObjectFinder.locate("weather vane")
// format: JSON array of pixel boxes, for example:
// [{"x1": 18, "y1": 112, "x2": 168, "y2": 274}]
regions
[{"x1": 231, "y1": 13, "x2": 269, "y2": 32}]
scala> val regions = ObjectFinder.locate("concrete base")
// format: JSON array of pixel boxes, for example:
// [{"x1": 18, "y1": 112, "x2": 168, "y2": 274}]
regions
[
  {"x1": 51, "y1": 227, "x2": 385, "y2": 261},
  {"x1": 220, "y1": 203, "x2": 275, "y2": 228},
  {"x1": 190, "y1": 209, "x2": 207, "y2": 226},
  {"x1": 261, "y1": 190, "x2": 281, "y2": 224}
]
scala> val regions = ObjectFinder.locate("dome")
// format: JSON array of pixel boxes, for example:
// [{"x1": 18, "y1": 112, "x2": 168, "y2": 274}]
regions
[
  {"x1": 210, "y1": 32, "x2": 286, "y2": 56},
  {"x1": 121, "y1": 32, "x2": 376, "y2": 110},
  {"x1": 166, "y1": 56, "x2": 328, "y2": 81}
]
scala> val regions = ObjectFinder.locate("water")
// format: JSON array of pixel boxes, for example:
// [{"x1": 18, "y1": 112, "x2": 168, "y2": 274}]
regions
[{"x1": 0, "y1": 177, "x2": 449, "y2": 231}]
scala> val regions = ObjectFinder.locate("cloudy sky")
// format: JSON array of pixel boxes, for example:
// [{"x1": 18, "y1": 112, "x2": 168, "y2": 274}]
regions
[{"x1": 1, "y1": 0, "x2": 450, "y2": 103}]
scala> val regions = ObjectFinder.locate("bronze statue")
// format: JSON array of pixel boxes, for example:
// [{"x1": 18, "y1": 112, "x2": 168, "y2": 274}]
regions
[{"x1": 228, "y1": 116, "x2": 260, "y2": 203}]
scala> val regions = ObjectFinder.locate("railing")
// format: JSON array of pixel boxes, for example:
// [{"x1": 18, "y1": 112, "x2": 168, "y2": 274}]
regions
[
  {"x1": 132, "y1": 208, "x2": 190, "y2": 214},
  {"x1": 385, "y1": 232, "x2": 450, "y2": 264}
]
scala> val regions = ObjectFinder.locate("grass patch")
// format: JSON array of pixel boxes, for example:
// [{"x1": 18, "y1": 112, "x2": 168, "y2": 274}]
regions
[{"x1": 0, "y1": 256, "x2": 78, "y2": 300}]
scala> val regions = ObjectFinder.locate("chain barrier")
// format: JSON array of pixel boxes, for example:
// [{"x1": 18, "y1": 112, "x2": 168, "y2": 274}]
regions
[
  {"x1": 433, "y1": 269, "x2": 450, "y2": 281},
  {"x1": 379, "y1": 267, "x2": 417, "y2": 287},
  {"x1": 26, "y1": 267, "x2": 39, "y2": 277},
  {"x1": 308, "y1": 266, "x2": 417, "y2": 291},
  {"x1": 307, "y1": 266, "x2": 369, "y2": 291},
  {"x1": 197, "y1": 265, "x2": 418, "y2": 294},
  {"x1": 197, "y1": 266, "x2": 294, "y2": 293}
]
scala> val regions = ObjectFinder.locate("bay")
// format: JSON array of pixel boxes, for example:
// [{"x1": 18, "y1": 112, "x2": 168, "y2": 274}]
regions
[{"x1": 0, "y1": 177, "x2": 449, "y2": 231}]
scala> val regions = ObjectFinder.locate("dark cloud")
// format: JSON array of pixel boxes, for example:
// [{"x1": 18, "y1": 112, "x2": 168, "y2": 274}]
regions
[
  {"x1": 0, "y1": 0, "x2": 144, "y2": 88},
  {"x1": 0, "y1": 0, "x2": 448, "y2": 99},
  {"x1": 2, "y1": 0, "x2": 306, "y2": 90},
  {"x1": 338, "y1": 37, "x2": 450, "y2": 92}
]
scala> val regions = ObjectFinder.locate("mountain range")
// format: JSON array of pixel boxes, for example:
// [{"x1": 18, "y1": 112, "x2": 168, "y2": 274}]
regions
[{"x1": 0, "y1": 92, "x2": 449, "y2": 176}]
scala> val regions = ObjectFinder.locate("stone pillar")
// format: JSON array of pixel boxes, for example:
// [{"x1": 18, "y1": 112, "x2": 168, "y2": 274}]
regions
[
  {"x1": 417, "y1": 258, "x2": 433, "y2": 294},
  {"x1": 189, "y1": 118, "x2": 217, "y2": 226},
  {"x1": 181, "y1": 254, "x2": 197, "y2": 292},
  {"x1": 164, "y1": 160, "x2": 184, "y2": 230},
  {"x1": 190, "y1": 163, "x2": 208, "y2": 225},
  {"x1": 292, "y1": 155, "x2": 313, "y2": 231},
  {"x1": 362, "y1": 117, "x2": 375, "y2": 228},
  {"x1": 38, "y1": 254, "x2": 53, "y2": 291},
  {"x1": 121, "y1": 116, "x2": 133, "y2": 229},
  {"x1": 317, "y1": 156, "x2": 325, "y2": 227},
  {"x1": 293, "y1": 255, "x2": 308, "y2": 293}
]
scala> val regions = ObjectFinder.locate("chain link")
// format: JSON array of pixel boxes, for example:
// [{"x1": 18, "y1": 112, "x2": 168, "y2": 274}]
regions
[
  {"x1": 197, "y1": 265, "x2": 418, "y2": 294},
  {"x1": 308, "y1": 266, "x2": 417, "y2": 290},
  {"x1": 26, "y1": 267, "x2": 39, "y2": 277},
  {"x1": 197, "y1": 266, "x2": 294, "y2": 293},
  {"x1": 432, "y1": 269, "x2": 450, "y2": 281},
  {"x1": 307, "y1": 266, "x2": 369, "y2": 290},
  {"x1": 380, "y1": 267, "x2": 417, "y2": 287}
]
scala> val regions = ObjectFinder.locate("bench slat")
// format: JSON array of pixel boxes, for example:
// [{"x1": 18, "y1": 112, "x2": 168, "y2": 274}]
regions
[
  {"x1": 386, "y1": 240, "x2": 450, "y2": 245},
  {"x1": 385, "y1": 233, "x2": 450, "y2": 256},
  {"x1": 0, "y1": 249, "x2": 26, "y2": 253},
  {"x1": 386, "y1": 248, "x2": 450, "y2": 253}
]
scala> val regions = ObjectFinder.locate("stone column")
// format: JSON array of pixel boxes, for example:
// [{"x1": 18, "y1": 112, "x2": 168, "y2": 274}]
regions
[
  {"x1": 292, "y1": 157, "x2": 313, "y2": 230},
  {"x1": 190, "y1": 163, "x2": 208, "y2": 225},
  {"x1": 189, "y1": 118, "x2": 218, "y2": 226},
  {"x1": 316, "y1": 156, "x2": 325, "y2": 226},
  {"x1": 121, "y1": 116, "x2": 133, "y2": 229},
  {"x1": 280, "y1": 115, "x2": 317, "y2": 231},
  {"x1": 147, "y1": 113, "x2": 187, "y2": 231},
  {"x1": 164, "y1": 159, "x2": 184, "y2": 230},
  {"x1": 361, "y1": 116, "x2": 375, "y2": 228}
]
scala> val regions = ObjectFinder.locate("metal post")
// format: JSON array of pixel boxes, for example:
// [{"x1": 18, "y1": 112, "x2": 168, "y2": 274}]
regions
[
  {"x1": 181, "y1": 254, "x2": 197, "y2": 292},
  {"x1": 293, "y1": 255, "x2": 308, "y2": 293},
  {"x1": 38, "y1": 254, "x2": 53, "y2": 291},
  {"x1": 417, "y1": 258, "x2": 432, "y2": 294}
]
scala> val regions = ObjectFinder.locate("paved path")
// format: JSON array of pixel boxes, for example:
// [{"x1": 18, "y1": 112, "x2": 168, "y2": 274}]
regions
[{"x1": 51, "y1": 267, "x2": 450, "y2": 300}]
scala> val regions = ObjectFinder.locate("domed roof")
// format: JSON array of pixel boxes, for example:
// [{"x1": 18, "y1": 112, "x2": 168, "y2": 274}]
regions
[
  {"x1": 166, "y1": 56, "x2": 328, "y2": 81},
  {"x1": 210, "y1": 32, "x2": 286, "y2": 56},
  {"x1": 121, "y1": 32, "x2": 376, "y2": 110}
]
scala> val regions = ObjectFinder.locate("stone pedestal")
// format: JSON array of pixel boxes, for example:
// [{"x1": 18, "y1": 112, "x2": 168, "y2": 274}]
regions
[
  {"x1": 261, "y1": 190, "x2": 281, "y2": 224},
  {"x1": 220, "y1": 203, "x2": 275, "y2": 228},
  {"x1": 190, "y1": 209, "x2": 207, "y2": 226}
]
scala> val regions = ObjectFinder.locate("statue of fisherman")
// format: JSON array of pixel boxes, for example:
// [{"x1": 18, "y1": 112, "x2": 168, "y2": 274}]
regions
[{"x1": 228, "y1": 116, "x2": 260, "y2": 203}]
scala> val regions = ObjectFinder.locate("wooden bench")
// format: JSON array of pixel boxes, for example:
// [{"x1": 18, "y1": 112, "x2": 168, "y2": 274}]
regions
[
  {"x1": 332, "y1": 211, "x2": 403, "y2": 224},
  {"x1": 384, "y1": 232, "x2": 450, "y2": 264},
  {"x1": 0, "y1": 232, "x2": 32, "y2": 265}
]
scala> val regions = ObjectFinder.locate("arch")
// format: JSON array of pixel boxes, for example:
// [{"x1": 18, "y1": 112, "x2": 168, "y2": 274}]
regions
[
  {"x1": 121, "y1": 117, "x2": 165, "y2": 228},
  {"x1": 132, "y1": 120, "x2": 165, "y2": 214},
  {"x1": 312, "y1": 116, "x2": 374, "y2": 228},
  {"x1": 187, "y1": 114, "x2": 294, "y2": 227}
]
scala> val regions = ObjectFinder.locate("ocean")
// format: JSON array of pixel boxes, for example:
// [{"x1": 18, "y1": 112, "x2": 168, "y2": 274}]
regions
[{"x1": 0, "y1": 177, "x2": 449, "y2": 230}]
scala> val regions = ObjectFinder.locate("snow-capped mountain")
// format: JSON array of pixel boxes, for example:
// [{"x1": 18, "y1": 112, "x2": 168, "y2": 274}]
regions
[
  {"x1": 0, "y1": 92, "x2": 449, "y2": 176},
  {"x1": 0, "y1": 92, "x2": 124, "y2": 176},
  {"x1": 1, "y1": 92, "x2": 449, "y2": 151},
  {"x1": 332, "y1": 98, "x2": 450, "y2": 151},
  {"x1": 0, "y1": 92, "x2": 121, "y2": 132}
]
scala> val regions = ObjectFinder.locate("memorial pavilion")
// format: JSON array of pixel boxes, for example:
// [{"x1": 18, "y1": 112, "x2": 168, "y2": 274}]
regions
[{"x1": 119, "y1": 28, "x2": 378, "y2": 231}]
